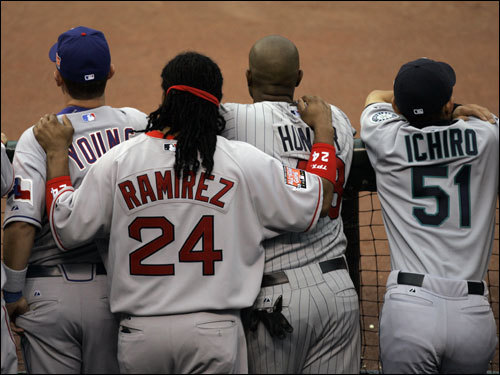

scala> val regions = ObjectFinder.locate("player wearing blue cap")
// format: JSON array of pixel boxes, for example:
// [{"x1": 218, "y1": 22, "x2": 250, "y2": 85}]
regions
[
  {"x1": 2, "y1": 26, "x2": 148, "y2": 373},
  {"x1": 361, "y1": 58, "x2": 498, "y2": 374}
]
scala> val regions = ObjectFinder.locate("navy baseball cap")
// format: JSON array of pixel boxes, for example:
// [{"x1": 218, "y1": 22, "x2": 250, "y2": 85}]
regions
[
  {"x1": 49, "y1": 26, "x2": 111, "y2": 83},
  {"x1": 394, "y1": 58, "x2": 456, "y2": 122}
]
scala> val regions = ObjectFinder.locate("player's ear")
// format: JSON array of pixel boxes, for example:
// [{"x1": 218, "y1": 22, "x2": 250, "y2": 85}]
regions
[
  {"x1": 443, "y1": 98, "x2": 454, "y2": 117},
  {"x1": 391, "y1": 97, "x2": 402, "y2": 115},
  {"x1": 296, "y1": 70, "x2": 303, "y2": 87},
  {"x1": 107, "y1": 64, "x2": 115, "y2": 80},
  {"x1": 246, "y1": 70, "x2": 252, "y2": 86},
  {"x1": 54, "y1": 71, "x2": 64, "y2": 87}
]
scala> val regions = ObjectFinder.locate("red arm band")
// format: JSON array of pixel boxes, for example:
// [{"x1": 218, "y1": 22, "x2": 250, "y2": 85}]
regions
[
  {"x1": 306, "y1": 143, "x2": 337, "y2": 185},
  {"x1": 46, "y1": 176, "x2": 72, "y2": 217}
]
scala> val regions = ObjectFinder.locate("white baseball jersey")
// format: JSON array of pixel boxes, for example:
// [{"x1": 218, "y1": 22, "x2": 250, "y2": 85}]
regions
[
  {"x1": 3, "y1": 106, "x2": 148, "y2": 265},
  {"x1": 1, "y1": 142, "x2": 15, "y2": 196},
  {"x1": 47, "y1": 132, "x2": 324, "y2": 316},
  {"x1": 361, "y1": 103, "x2": 499, "y2": 281},
  {"x1": 220, "y1": 102, "x2": 355, "y2": 272}
]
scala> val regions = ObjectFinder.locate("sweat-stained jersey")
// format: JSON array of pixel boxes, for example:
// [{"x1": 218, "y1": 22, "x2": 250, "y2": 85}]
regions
[
  {"x1": 47, "y1": 132, "x2": 324, "y2": 316},
  {"x1": 220, "y1": 102, "x2": 355, "y2": 272},
  {"x1": 361, "y1": 103, "x2": 499, "y2": 281},
  {"x1": 3, "y1": 106, "x2": 148, "y2": 265}
]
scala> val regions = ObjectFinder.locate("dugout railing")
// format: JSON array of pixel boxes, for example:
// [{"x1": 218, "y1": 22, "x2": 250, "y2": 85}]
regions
[{"x1": 3, "y1": 139, "x2": 499, "y2": 373}]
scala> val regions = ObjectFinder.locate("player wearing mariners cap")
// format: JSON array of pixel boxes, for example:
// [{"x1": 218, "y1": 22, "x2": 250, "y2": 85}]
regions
[
  {"x1": 32, "y1": 51, "x2": 338, "y2": 374},
  {"x1": 2, "y1": 26, "x2": 148, "y2": 373},
  {"x1": 361, "y1": 58, "x2": 499, "y2": 374},
  {"x1": 1, "y1": 133, "x2": 18, "y2": 374},
  {"x1": 220, "y1": 35, "x2": 360, "y2": 374}
]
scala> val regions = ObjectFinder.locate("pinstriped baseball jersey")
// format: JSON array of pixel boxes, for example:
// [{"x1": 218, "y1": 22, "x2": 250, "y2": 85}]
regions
[
  {"x1": 1, "y1": 142, "x2": 15, "y2": 197},
  {"x1": 3, "y1": 106, "x2": 148, "y2": 266},
  {"x1": 47, "y1": 133, "x2": 324, "y2": 316},
  {"x1": 361, "y1": 103, "x2": 499, "y2": 280},
  {"x1": 221, "y1": 101, "x2": 355, "y2": 272}
]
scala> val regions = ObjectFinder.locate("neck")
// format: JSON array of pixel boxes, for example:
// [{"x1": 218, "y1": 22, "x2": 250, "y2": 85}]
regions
[
  {"x1": 252, "y1": 90, "x2": 295, "y2": 103},
  {"x1": 63, "y1": 92, "x2": 106, "y2": 109}
]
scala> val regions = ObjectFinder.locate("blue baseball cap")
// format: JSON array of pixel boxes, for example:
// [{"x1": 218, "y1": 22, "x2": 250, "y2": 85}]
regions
[
  {"x1": 49, "y1": 26, "x2": 111, "y2": 83},
  {"x1": 394, "y1": 58, "x2": 456, "y2": 122}
]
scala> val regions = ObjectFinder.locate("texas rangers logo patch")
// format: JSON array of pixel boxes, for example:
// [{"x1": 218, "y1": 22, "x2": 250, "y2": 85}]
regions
[
  {"x1": 9, "y1": 176, "x2": 33, "y2": 205},
  {"x1": 371, "y1": 111, "x2": 398, "y2": 123},
  {"x1": 82, "y1": 113, "x2": 96, "y2": 122},
  {"x1": 283, "y1": 166, "x2": 307, "y2": 189}
]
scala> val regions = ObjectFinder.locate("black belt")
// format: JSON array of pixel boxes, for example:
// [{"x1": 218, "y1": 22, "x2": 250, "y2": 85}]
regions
[
  {"x1": 27, "y1": 263, "x2": 107, "y2": 278},
  {"x1": 397, "y1": 272, "x2": 484, "y2": 295},
  {"x1": 261, "y1": 257, "x2": 347, "y2": 288}
]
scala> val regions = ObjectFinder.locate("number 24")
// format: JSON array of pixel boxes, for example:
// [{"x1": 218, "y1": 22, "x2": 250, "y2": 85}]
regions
[{"x1": 128, "y1": 216, "x2": 223, "y2": 276}]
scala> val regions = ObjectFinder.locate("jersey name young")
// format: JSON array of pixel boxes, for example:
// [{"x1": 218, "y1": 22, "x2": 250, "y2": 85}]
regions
[{"x1": 69, "y1": 127, "x2": 135, "y2": 170}]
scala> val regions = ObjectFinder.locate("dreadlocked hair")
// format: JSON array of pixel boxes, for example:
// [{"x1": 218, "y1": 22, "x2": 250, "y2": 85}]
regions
[{"x1": 139, "y1": 52, "x2": 225, "y2": 177}]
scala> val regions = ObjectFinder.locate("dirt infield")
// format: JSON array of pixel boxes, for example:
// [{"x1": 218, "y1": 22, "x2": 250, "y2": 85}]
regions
[{"x1": 1, "y1": 1, "x2": 499, "y2": 373}]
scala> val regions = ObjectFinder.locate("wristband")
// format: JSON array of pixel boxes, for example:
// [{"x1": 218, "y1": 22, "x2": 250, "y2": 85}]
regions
[
  {"x1": 3, "y1": 264, "x2": 27, "y2": 293},
  {"x1": 3, "y1": 291, "x2": 23, "y2": 303},
  {"x1": 306, "y1": 143, "x2": 337, "y2": 185},
  {"x1": 46, "y1": 176, "x2": 72, "y2": 217}
]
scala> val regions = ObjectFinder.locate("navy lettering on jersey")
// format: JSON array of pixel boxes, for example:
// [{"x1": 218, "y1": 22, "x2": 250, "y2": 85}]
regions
[
  {"x1": 68, "y1": 127, "x2": 133, "y2": 170},
  {"x1": 405, "y1": 129, "x2": 478, "y2": 163},
  {"x1": 277, "y1": 125, "x2": 312, "y2": 153},
  {"x1": 119, "y1": 171, "x2": 235, "y2": 210}
]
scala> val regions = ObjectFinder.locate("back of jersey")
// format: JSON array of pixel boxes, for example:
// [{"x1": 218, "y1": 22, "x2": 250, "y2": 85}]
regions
[
  {"x1": 221, "y1": 102, "x2": 355, "y2": 272},
  {"x1": 361, "y1": 103, "x2": 500, "y2": 280},
  {"x1": 4, "y1": 106, "x2": 147, "y2": 265}
]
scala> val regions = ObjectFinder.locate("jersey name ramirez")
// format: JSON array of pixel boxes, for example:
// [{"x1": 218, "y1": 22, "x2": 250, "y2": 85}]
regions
[
  {"x1": 118, "y1": 170, "x2": 237, "y2": 212},
  {"x1": 69, "y1": 127, "x2": 135, "y2": 170},
  {"x1": 404, "y1": 128, "x2": 478, "y2": 163}
]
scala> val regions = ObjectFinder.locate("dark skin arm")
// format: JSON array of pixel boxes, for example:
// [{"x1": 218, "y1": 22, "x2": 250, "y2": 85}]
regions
[{"x1": 296, "y1": 95, "x2": 335, "y2": 217}]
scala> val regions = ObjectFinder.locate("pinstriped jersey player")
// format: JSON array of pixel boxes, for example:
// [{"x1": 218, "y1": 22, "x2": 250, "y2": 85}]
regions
[{"x1": 221, "y1": 35, "x2": 360, "y2": 374}]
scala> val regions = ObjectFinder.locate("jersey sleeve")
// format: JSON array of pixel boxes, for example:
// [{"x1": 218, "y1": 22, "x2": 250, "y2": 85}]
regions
[
  {"x1": 331, "y1": 105, "x2": 355, "y2": 184},
  {"x1": 1, "y1": 142, "x2": 14, "y2": 197},
  {"x1": 119, "y1": 107, "x2": 149, "y2": 131},
  {"x1": 219, "y1": 103, "x2": 237, "y2": 140},
  {"x1": 3, "y1": 127, "x2": 47, "y2": 228},
  {"x1": 232, "y1": 142, "x2": 323, "y2": 238},
  {"x1": 360, "y1": 102, "x2": 403, "y2": 161},
  {"x1": 48, "y1": 148, "x2": 116, "y2": 251}
]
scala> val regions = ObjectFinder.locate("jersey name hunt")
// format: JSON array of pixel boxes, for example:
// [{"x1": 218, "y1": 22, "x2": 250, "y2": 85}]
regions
[
  {"x1": 118, "y1": 170, "x2": 236, "y2": 212},
  {"x1": 277, "y1": 124, "x2": 312, "y2": 153},
  {"x1": 404, "y1": 128, "x2": 477, "y2": 163},
  {"x1": 70, "y1": 127, "x2": 135, "y2": 170}
]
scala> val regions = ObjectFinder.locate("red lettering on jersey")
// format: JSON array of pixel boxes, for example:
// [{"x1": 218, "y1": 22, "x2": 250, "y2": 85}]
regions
[
  {"x1": 182, "y1": 171, "x2": 196, "y2": 199},
  {"x1": 210, "y1": 178, "x2": 234, "y2": 208},
  {"x1": 195, "y1": 173, "x2": 213, "y2": 203},
  {"x1": 155, "y1": 171, "x2": 173, "y2": 200},
  {"x1": 137, "y1": 174, "x2": 157, "y2": 205},
  {"x1": 119, "y1": 180, "x2": 141, "y2": 210}
]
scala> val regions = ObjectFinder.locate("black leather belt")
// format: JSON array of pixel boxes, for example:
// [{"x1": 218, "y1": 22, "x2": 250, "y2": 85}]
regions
[
  {"x1": 27, "y1": 263, "x2": 107, "y2": 278},
  {"x1": 261, "y1": 257, "x2": 347, "y2": 288},
  {"x1": 397, "y1": 271, "x2": 484, "y2": 295}
]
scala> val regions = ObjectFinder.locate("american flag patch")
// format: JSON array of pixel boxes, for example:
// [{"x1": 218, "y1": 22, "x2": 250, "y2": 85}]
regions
[
  {"x1": 283, "y1": 166, "x2": 307, "y2": 189},
  {"x1": 82, "y1": 113, "x2": 96, "y2": 122}
]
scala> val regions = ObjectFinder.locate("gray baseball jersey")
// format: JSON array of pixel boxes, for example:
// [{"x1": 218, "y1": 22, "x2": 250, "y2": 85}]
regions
[
  {"x1": 1, "y1": 144, "x2": 18, "y2": 374},
  {"x1": 221, "y1": 101, "x2": 360, "y2": 374},
  {"x1": 361, "y1": 103, "x2": 499, "y2": 281},
  {"x1": 3, "y1": 105, "x2": 148, "y2": 374},
  {"x1": 45, "y1": 131, "x2": 324, "y2": 374},
  {"x1": 361, "y1": 102, "x2": 499, "y2": 373}
]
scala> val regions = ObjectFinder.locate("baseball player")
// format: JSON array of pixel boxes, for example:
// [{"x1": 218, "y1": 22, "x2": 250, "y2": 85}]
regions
[
  {"x1": 33, "y1": 52, "x2": 338, "y2": 374},
  {"x1": 2, "y1": 26, "x2": 148, "y2": 373},
  {"x1": 1, "y1": 132, "x2": 18, "y2": 375},
  {"x1": 220, "y1": 35, "x2": 360, "y2": 373},
  {"x1": 360, "y1": 58, "x2": 499, "y2": 374}
]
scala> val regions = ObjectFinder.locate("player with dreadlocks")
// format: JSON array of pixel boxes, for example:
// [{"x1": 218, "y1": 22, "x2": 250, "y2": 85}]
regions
[{"x1": 33, "y1": 51, "x2": 338, "y2": 373}]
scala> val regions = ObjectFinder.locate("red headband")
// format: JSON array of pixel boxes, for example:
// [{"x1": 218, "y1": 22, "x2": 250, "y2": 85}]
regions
[{"x1": 166, "y1": 85, "x2": 220, "y2": 107}]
